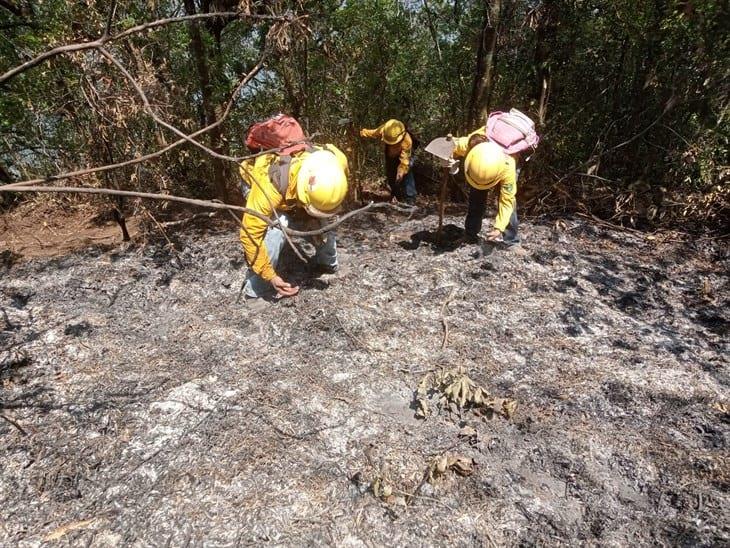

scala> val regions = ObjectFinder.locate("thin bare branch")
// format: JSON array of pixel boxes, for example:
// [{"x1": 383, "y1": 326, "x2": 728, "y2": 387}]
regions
[
  {"x1": 0, "y1": 413, "x2": 28, "y2": 436},
  {"x1": 0, "y1": 11, "x2": 295, "y2": 85},
  {"x1": 0, "y1": 0, "x2": 23, "y2": 17},
  {"x1": 0, "y1": 55, "x2": 266, "y2": 189},
  {"x1": 0, "y1": 185, "x2": 417, "y2": 237},
  {"x1": 104, "y1": 0, "x2": 118, "y2": 37},
  {"x1": 99, "y1": 47, "x2": 242, "y2": 163}
]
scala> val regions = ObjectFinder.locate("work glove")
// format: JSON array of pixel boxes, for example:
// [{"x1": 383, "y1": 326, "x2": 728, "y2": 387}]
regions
[{"x1": 438, "y1": 157, "x2": 459, "y2": 175}]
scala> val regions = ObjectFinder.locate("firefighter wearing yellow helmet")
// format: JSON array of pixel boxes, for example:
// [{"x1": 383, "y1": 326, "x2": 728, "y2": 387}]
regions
[
  {"x1": 451, "y1": 128, "x2": 520, "y2": 245},
  {"x1": 239, "y1": 145, "x2": 348, "y2": 299},
  {"x1": 360, "y1": 118, "x2": 417, "y2": 204}
]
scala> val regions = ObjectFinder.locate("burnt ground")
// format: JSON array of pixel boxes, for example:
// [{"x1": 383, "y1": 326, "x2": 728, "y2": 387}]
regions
[{"x1": 1, "y1": 204, "x2": 728, "y2": 546}]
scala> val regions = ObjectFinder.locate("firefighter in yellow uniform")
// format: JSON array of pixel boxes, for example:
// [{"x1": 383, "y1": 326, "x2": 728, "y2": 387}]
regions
[
  {"x1": 451, "y1": 129, "x2": 520, "y2": 245},
  {"x1": 239, "y1": 146, "x2": 348, "y2": 298},
  {"x1": 360, "y1": 119, "x2": 417, "y2": 204}
]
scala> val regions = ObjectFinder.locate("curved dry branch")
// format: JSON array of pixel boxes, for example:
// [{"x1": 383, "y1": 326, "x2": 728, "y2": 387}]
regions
[
  {"x1": 99, "y1": 47, "x2": 242, "y2": 163},
  {"x1": 0, "y1": 11, "x2": 295, "y2": 85},
  {"x1": 0, "y1": 54, "x2": 266, "y2": 190},
  {"x1": 0, "y1": 185, "x2": 416, "y2": 237}
]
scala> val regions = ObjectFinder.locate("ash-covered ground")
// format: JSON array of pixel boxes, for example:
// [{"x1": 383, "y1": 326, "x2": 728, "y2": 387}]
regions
[{"x1": 1, "y1": 206, "x2": 728, "y2": 546}]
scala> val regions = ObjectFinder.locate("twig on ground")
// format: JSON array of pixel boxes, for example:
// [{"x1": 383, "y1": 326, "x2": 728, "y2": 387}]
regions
[
  {"x1": 576, "y1": 213, "x2": 646, "y2": 235},
  {"x1": 655, "y1": 232, "x2": 730, "y2": 244},
  {"x1": 160, "y1": 212, "x2": 217, "y2": 227},
  {"x1": 144, "y1": 210, "x2": 176, "y2": 252},
  {"x1": 0, "y1": 413, "x2": 28, "y2": 436},
  {"x1": 335, "y1": 313, "x2": 373, "y2": 353},
  {"x1": 440, "y1": 287, "x2": 456, "y2": 349}
]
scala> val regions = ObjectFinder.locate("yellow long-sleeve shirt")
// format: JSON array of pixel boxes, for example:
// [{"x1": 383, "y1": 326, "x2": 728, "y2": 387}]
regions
[
  {"x1": 239, "y1": 153, "x2": 298, "y2": 281},
  {"x1": 452, "y1": 127, "x2": 518, "y2": 232},
  {"x1": 238, "y1": 144, "x2": 347, "y2": 281},
  {"x1": 360, "y1": 123, "x2": 413, "y2": 180}
]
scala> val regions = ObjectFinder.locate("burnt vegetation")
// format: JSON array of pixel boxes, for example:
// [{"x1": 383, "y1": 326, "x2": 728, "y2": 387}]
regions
[{"x1": 1, "y1": 0, "x2": 729, "y2": 545}]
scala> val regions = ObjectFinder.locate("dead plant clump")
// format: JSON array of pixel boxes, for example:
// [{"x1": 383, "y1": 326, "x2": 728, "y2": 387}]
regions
[{"x1": 0, "y1": 205, "x2": 728, "y2": 545}]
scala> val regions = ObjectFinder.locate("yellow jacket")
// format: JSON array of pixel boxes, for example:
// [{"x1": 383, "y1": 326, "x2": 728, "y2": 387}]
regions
[
  {"x1": 239, "y1": 144, "x2": 346, "y2": 281},
  {"x1": 360, "y1": 123, "x2": 413, "y2": 180},
  {"x1": 452, "y1": 127, "x2": 518, "y2": 232}
]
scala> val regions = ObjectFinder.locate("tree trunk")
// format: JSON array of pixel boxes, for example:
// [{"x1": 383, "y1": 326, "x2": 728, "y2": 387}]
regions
[
  {"x1": 467, "y1": 0, "x2": 500, "y2": 129},
  {"x1": 183, "y1": 0, "x2": 230, "y2": 202},
  {"x1": 532, "y1": 0, "x2": 557, "y2": 126}
]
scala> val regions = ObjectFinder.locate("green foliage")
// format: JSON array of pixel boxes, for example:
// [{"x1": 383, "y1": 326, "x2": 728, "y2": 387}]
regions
[{"x1": 1, "y1": 0, "x2": 726, "y2": 229}]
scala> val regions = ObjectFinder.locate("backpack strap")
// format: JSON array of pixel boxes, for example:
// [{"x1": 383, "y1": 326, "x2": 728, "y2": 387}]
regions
[
  {"x1": 268, "y1": 154, "x2": 292, "y2": 195},
  {"x1": 268, "y1": 143, "x2": 317, "y2": 197}
]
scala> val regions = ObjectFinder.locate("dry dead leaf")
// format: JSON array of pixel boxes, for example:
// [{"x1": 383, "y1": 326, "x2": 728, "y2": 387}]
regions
[
  {"x1": 428, "y1": 453, "x2": 476, "y2": 481},
  {"x1": 415, "y1": 367, "x2": 517, "y2": 420},
  {"x1": 459, "y1": 425, "x2": 478, "y2": 440},
  {"x1": 711, "y1": 402, "x2": 729, "y2": 415},
  {"x1": 447, "y1": 455, "x2": 475, "y2": 476}
]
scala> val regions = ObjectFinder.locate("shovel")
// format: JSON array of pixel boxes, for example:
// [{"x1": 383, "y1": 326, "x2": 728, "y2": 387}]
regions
[{"x1": 424, "y1": 135, "x2": 457, "y2": 241}]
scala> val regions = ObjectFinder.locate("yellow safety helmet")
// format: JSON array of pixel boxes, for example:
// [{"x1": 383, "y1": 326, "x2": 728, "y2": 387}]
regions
[
  {"x1": 296, "y1": 150, "x2": 348, "y2": 218},
  {"x1": 382, "y1": 119, "x2": 406, "y2": 145},
  {"x1": 464, "y1": 141, "x2": 508, "y2": 190},
  {"x1": 322, "y1": 144, "x2": 350, "y2": 177}
]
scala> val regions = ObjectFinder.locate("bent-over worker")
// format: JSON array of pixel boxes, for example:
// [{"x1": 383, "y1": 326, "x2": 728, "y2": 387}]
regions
[
  {"x1": 451, "y1": 130, "x2": 520, "y2": 245},
  {"x1": 360, "y1": 119, "x2": 416, "y2": 204},
  {"x1": 239, "y1": 145, "x2": 348, "y2": 298}
]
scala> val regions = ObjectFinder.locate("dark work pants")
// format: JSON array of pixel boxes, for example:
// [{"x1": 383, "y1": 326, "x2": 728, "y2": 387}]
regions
[
  {"x1": 465, "y1": 186, "x2": 520, "y2": 243},
  {"x1": 384, "y1": 154, "x2": 416, "y2": 200}
]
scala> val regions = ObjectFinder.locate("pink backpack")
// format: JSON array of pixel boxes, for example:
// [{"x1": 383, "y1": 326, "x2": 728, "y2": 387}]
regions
[{"x1": 486, "y1": 109, "x2": 540, "y2": 155}]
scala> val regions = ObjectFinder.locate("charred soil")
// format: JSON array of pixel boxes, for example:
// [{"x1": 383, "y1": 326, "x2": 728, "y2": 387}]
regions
[{"x1": 1, "y1": 204, "x2": 728, "y2": 546}]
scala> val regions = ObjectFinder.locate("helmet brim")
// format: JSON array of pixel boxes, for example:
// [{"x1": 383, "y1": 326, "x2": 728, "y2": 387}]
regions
[
  {"x1": 304, "y1": 203, "x2": 341, "y2": 219},
  {"x1": 383, "y1": 131, "x2": 406, "y2": 145}
]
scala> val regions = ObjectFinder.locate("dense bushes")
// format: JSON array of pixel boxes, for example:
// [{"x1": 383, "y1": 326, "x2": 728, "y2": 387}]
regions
[{"x1": 1, "y1": 1, "x2": 727, "y2": 231}]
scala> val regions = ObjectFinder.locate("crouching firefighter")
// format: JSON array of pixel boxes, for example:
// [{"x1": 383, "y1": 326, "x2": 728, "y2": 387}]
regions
[
  {"x1": 450, "y1": 109, "x2": 539, "y2": 245},
  {"x1": 360, "y1": 119, "x2": 417, "y2": 205},
  {"x1": 239, "y1": 115, "x2": 349, "y2": 299}
]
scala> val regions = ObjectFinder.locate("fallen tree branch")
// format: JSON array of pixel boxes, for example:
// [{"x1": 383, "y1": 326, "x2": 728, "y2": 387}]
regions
[
  {"x1": 0, "y1": 11, "x2": 295, "y2": 85},
  {"x1": 0, "y1": 185, "x2": 416, "y2": 237}
]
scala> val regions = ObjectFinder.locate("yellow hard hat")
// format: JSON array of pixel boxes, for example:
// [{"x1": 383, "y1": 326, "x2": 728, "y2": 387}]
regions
[
  {"x1": 382, "y1": 119, "x2": 406, "y2": 145},
  {"x1": 296, "y1": 150, "x2": 348, "y2": 218},
  {"x1": 322, "y1": 144, "x2": 350, "y2": 177},
  {"x1": 464, "y1": 141, "x2": 508, "y2": 190}
]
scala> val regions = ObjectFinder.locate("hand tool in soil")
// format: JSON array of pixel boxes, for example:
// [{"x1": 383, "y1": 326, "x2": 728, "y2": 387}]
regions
[{"x1": 424, "y1": 135, "x2": 458, "y2": 242}]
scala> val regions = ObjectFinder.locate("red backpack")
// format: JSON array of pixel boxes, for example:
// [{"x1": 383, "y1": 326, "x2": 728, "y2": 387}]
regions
[
  {"x1": 486, "y1": 109, "x2": 540, "y2": 155},
  {"x1": 245, "y1": 114, "x2": 310, "y2": 155},
  {"x1": 243, "y1": 114, "x2": 313, "y2": 194}
]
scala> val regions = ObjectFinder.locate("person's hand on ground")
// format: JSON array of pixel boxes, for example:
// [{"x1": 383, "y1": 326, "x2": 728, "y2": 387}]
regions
[
  {"x1": 485, "y1": 229, "x2": 503, "y2": 241},
  {"x1": 271, "y1": 275, "x2": 299, "y2": 298}
]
